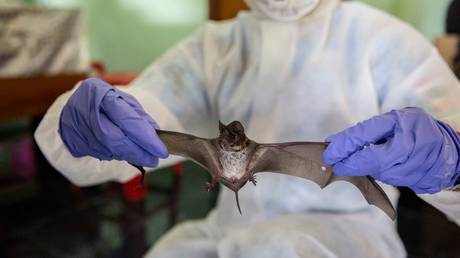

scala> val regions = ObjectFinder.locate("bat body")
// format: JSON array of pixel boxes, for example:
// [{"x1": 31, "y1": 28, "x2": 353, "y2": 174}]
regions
[{"x1": 134, "y1": 121, "x2": 396, "y2": 220}]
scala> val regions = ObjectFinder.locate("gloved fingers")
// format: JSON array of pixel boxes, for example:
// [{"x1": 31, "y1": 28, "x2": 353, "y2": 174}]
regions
[
  {"x1": 60, "y1": 107, "x2": 110, "y2": 159},
  {"x1": 332, "y1": 131, "x2": 414, "y2": 176},
  {"x1": 60, "y1": 78, "x2": 167, "y2": 166},
  {"x1": 83, "y1": 80, "x2": 160, "y2": 129},
  {"x1": 101, "y1": 91, "x2": 168, "y2": 159},
  {"x1": 332, "y1": 144, "x2": 384, "y2": 176},
  {"x1": 376, "y1": 164, "x2": 424, "y2": 188},
  {"x1": 117, "y1": 90, "x2": 160, "y2": 129},
  {"x1": 323, "y1": 112, "x2": 397, "y2": 165},
  {"x1": 409, "y1": 164, "x2": 447, "y2": 194},
  {"x1": 379, "y1": 139, "x2": 442, "y2": 185},
  {"x1": 95, "y1": 112, "x2": 161, "y2": 167},
  {"x1": 112, "y1": 138, "x2": 160, "y2": 167}
]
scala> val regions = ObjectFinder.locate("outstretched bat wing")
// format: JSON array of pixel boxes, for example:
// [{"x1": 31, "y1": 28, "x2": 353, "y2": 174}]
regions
[
  {"x1": 248, "y1": 142, "x2": 396, "y2": 220},
  {"x1": 157, "y1": 130, "x2": 222, "y2": 177},
  {"x1": 248, "y1": 142, "x2": 332, "y2": 187}
]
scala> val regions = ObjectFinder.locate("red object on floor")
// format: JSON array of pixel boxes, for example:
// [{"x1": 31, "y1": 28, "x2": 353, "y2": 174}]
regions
[
  {"x1": 172, "y1": 163, "x2": 183, "y2": 176},
  {"x1": 123, "y1": 175, "x2": 147, "y2": 202}
]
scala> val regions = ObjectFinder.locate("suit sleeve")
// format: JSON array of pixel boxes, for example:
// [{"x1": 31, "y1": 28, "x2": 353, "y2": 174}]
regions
[
  {"x1": 368, "y1": 13, "x2": 460, "y2": 225},
  {"x1": 34, "y1": 26, "x2": 215, "y2": 186}
]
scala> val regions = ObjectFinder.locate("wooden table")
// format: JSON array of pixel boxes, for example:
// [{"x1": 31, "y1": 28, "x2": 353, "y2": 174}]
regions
[
  {"x1": 209, "y1": 0, "x2": 248, "y2": 20},
  {"x1": 0, "y1": 74, "x2": 86, "y2": 122}
]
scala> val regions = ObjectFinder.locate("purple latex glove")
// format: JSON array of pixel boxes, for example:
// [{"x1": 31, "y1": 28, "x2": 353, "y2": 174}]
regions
[
  {"x1": 59, "y1": 78, "x2": 168, "y2": 167},
  {"x1": 323, "y1": 107, "x2": 460, "y2": 194}
]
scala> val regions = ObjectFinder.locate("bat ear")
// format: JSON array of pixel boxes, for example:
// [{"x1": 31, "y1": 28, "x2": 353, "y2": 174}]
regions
[{"x1": 219, "y1": 121, "x2": 227, "y2": 134}]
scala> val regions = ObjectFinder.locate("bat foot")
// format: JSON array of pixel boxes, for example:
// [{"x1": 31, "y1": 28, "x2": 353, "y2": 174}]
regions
[
  {"x1": 130, "y1": 163, "x2": 146, "y2": 189},
  {"x1": 249, "y1": 175, "x2": 257, "y2": 186},
  {"x1": 204, "y1": 182, "x2": 215, "y2": 192}
]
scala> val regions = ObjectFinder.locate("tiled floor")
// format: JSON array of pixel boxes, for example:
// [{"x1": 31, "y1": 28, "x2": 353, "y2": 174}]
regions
[{"x1": 1, "y1": 131, "x2": 460, "y2": 257}]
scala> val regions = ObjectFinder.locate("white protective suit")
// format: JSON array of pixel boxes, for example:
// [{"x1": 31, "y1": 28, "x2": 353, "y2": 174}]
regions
[{"x1": 34, "y1": 0, "x2": 460, "y2": 257}]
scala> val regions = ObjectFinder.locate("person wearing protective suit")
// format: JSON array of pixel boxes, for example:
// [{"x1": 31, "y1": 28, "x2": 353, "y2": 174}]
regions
[{"x1": 35, "y1": 0, "x2": 460, "y2": 257}]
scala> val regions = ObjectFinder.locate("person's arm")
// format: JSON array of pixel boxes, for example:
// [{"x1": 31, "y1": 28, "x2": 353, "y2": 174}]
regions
[
  {"x1": 434, "y1": 34, "x2": 459, "y2": 69},
  {"x1": 323, "y1": 14, "x2": 460, "y2": 223},
  {"x1": 34, "y1": 26, "x2": 214, "y2": 186},
  {"x1": 455, "y1": 37, "x2": 460, "y2": 78}
]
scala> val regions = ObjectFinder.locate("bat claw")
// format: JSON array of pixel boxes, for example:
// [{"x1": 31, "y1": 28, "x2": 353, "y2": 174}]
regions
[
  {"x1": 204, "y1": 182, "x2": 214, "y2": 192},
  {"x1": 249, "y1": 175, "x2": 257, "y2": 186},
  {"x1": 130, "y1": 163, "x2": 146, "y2": 189}
]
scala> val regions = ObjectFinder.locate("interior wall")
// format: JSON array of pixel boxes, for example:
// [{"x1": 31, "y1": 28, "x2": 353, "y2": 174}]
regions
[
  {"x1": 24, "y1": 0, "x2": 208, "y2": 72},
  {"x1": 0, "y1": 0, "x2": 453, "y2": 71},
  {"x1": 358, "y1": 0, "x2": 451, "y2": 40}
]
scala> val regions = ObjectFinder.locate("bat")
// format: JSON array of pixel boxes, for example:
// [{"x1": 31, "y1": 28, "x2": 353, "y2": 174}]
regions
[{"x1": 131, "y1": 121, "x2": 396, "y2": 220}]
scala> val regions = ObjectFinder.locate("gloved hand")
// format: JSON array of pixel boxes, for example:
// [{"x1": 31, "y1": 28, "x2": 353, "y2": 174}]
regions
[
  {"x1": 323, "y1": 107, "x2": 460, "y2": 194},
  {"x1": 59, "y1": 78, "x2": 168, "y2": 167}
]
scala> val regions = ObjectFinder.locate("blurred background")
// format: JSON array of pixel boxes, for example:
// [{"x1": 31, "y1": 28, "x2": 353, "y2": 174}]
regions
[
  {"x1": 0, "y1": 0, "x2": 459, "y2": 257},
  {"x1": 0, "y1": 0, "x2": 454, "y2": 71}
]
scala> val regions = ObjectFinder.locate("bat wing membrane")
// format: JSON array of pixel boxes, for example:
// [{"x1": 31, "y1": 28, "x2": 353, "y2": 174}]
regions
[
  {"x1": 249, "y1": 142, "x2": 396, "y2": 220},
  {"x1": 249, "y1": 142, "x2": 333, "y2": 187},
  {"x1": 330, "y1": 175, "x2": 396, "y2": 220},
  {"x1": 157, "y1": 130, "x2": 222, "y2": 177}
]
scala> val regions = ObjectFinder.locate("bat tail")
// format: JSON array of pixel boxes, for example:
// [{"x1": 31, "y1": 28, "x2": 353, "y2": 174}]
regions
[{"x1": 235, "y1": 191, "x2": 242, "y2": 215}]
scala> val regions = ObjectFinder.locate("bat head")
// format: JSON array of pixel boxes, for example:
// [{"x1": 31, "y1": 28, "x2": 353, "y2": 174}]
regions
[
  {"x1": 219, "y1": 120, "x2": 245, "y2": 134},
  {"x1": 218, "y1": 121, "x2": 249, "y2": 151}
]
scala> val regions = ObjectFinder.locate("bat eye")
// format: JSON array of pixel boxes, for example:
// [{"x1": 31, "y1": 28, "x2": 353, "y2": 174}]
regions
[
  {"x1": 234, "y1": 124, "x2": 244, "y2": 133},
  {"x1": 229, "y1": 121, "x2": 244, "y2": 133}
]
